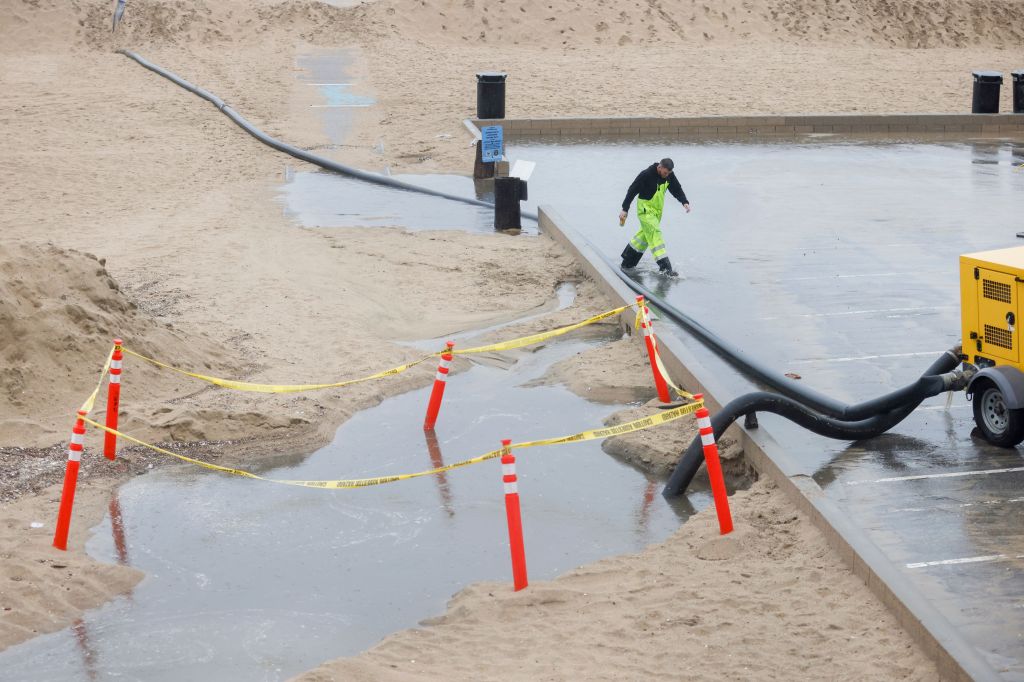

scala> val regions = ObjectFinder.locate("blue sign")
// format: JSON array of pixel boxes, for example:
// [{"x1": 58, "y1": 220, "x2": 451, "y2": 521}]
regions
[{"x1": 481, "y1": 125, "x2": 504, "y2": 163}]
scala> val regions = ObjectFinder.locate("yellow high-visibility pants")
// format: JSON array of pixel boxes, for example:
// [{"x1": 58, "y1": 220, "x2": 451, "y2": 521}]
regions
[{"x1": 629, "y1": 207, "x2": 667, "y2": 260}]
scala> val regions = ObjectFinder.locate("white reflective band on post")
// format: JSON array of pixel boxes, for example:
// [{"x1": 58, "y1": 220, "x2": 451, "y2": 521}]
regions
[
  {"x1": 698, "y1": 416, "x2": 712, "y2": 430},
  {"x1": 109, "y1": 374, "x2": 121, "y2": 384},
  {"x1": 701, "y1": 433, "x2": 716, "y2": 447},
  {"x1": 110, "y1": 359, "x2": 122, "y2": 370},
  {"x1": 68, "y1": 432, "x2": 84, "y2": 462},
  {"x1": 435, "y1": 357, "x2": 452, "y2": 381},
  {"x1": 502, "y1": 463, "x2": 516, "y2": 476},
  {"x1": 504, "y1": 481, "x2": 518, "y2": 494}
]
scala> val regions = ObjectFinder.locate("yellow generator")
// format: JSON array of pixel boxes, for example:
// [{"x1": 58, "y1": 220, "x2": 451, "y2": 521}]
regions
[{"x1": 961, "y1": 246, "x2": 1024, "y2": 446}]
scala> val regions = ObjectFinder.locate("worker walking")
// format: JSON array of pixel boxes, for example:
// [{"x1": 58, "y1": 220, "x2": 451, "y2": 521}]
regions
[{"x1": 618, "y1": 158, "x2": 691, "y2": 277}]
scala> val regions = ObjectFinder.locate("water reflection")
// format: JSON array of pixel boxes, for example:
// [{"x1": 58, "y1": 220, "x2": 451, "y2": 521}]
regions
[
  {"x1": 108, "y1": 492, "x2": 130, "y2": 566},
  {"x1": 71, "y1": 620, "x2": 97, "y2": 682},
  {"x1": 276, "y1": 170, "x2": 531, "y2": 234},
  {"x1": 423, "y1": 430, "x2": 455, "y2": 518}
]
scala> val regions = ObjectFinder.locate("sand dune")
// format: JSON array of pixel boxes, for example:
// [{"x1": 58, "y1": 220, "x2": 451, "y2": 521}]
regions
[
  {"x1": 355, "y1": 0, "x2": 1024, "y2": 49},
  {"x1": 0, "y1": 242, "x2": 235, "y2": 446},
  {"x1": 4, "y1": 0, "x2": 1024, "y2": 54}
]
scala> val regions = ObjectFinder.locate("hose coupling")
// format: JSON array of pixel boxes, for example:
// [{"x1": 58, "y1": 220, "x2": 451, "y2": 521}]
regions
[{"x1": 942, "y1": 365, "x2": 978, "y2": 391}]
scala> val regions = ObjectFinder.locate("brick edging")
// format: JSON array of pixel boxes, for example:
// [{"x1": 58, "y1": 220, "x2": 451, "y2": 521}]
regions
[{"x1": 471, "y1": 114, "x2": 1024, "y2": 138}]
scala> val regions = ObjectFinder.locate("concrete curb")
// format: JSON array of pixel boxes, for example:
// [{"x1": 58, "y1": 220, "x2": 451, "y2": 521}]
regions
[
  {"x1": 475, "y1": 114, "x2": 1024, "y2": 139},
  {"x1": 538, "y1": 204, "x2": 999, "y2": 682}
]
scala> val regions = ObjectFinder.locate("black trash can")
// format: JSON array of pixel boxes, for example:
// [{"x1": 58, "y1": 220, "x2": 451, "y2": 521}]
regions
[
  {"x1": 476, "y1": 72, "x2": 507, "y2": 120},
  {"x1": 972, "y1": 71, "x2": 1003, "y2": 114},
  {"x1": 1013, "y1": 70, "x2": 1024, "y2": 114}
]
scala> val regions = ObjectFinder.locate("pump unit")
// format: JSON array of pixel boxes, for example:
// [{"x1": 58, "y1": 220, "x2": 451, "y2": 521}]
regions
[{"x1": 961, "y1": 246, "x2": 1024, "y2": 446}]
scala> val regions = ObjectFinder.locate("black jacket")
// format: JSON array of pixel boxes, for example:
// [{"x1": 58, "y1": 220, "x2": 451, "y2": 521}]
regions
[{"x1": 621, "y1": 163, "x2": 688, "y2": 212}]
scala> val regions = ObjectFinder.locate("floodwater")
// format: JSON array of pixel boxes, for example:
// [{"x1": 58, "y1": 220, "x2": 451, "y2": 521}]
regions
[
  {"x1": 281, "y1": 50, "x2": 534, "y2": 234},
  {"x1": 509, "y1": 136, "x2": 1024, "y2": 677},
  {"x1": 0, "y1": 330, "x2": 700, "y2": 681},
  {"x1": 276, "y1": 167, "x2": 528, "y2": 234}
]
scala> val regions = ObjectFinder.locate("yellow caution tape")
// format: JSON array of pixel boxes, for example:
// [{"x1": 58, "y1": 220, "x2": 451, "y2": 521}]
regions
[
  {"x1": 119, "y1": 303, "x2": 636, "y2": 394},
  {"x1": 513, "y1": 399, "x2": 702, "y2": 449},
  {"x1": 651, "y1": 336, "x2": 694, "y2": 400},
  {"x1": 78, "y1": 346, "x2": 114, "y2": 415},
  {"x1": 121, "y1": 347, "x2": 434, "y2": 394},
  {"x1": 453, "y1": 304, "x2": 632, "y2": 355},
  {"x1": 635, "y1": 300, "x2": 694, "y2": 401},
  {"x1": 79, "y1": 398, "x2": 702, "y2": 489}
]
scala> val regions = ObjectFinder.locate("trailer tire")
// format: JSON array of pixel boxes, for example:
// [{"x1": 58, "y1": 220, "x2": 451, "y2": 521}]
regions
[{"x1": 972, "y1": 380, "x2": 1024, "y2": 447}]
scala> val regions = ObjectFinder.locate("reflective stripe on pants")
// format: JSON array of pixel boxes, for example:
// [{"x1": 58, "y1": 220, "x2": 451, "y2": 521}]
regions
[{"x1": 629, "y1": 207, "x2": 667, "y2": 260}]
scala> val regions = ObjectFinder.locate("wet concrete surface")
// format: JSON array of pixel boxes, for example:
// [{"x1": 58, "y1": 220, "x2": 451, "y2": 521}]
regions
[
  {"x1": 0, "y1": 332, "x2": 701, "y2": 681},
  {"x1": 512, "y1": 136, "x2": 1024, "y2": 677}
]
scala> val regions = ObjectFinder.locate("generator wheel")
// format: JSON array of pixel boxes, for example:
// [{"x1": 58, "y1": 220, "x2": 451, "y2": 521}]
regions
[{"x1": 972, "y1": 381, "x2": 1024, "y2": 447}]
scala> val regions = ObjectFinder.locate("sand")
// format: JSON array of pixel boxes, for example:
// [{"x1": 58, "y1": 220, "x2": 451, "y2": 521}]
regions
[
  {"x1": 4, "y1": 0, "x2": 1020, "y2": 675},
  {"x1": 296, "y1": 480, "x2": 936, "y2": 682}
]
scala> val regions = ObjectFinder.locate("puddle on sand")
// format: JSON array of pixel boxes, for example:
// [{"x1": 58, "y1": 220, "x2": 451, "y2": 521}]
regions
[
  {"x1": 0, "y1": 335, "x2": 704, "y2": 681},
  {"x1": 277, "y1": 169, "x2": 535, "y2": 234},
  {"x1": 408, "y1": 281, "x2": 577, "y2": 351},
  {"x1": 290, "y1": 50, "x2": 528, "y2": 235}
]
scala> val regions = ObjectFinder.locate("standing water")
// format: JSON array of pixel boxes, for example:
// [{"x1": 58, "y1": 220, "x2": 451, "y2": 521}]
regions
[{"x1": 0, "y1": 334, "x2": 703, "y2": 680}]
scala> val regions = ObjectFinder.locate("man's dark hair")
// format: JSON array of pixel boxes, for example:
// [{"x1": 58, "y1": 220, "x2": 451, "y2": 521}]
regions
[{"x1": 659, "y1": 157, "x2": 674, "y2": 171}]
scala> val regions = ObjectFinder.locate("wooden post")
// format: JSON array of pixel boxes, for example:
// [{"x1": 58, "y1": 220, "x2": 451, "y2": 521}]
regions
[
  {"x1": 473, "y1": 140, "x2": 495, "y2": 179},
  {"x1": 494, "y1": 177, "x2": 522, "y2": 231}
]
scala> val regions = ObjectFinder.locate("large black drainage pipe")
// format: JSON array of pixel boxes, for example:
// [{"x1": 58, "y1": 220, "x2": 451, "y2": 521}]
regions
[
  {"x1": 594, "y1": 253, "x2": 967, "y2": 496},
  {"x1": 664, "y1": 349, "x2": 965, "y2": 497},
  {"x1": 118, "y1": 50, "x2": 538, "y2": 222},
  {"x1": 604, "y1": 261, "x2": 961, "y2": 421}
]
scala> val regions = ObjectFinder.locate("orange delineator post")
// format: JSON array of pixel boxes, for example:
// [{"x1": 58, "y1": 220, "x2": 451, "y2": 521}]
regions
[
  {"x1": 636, "y1": 296, "x2": 671, "y2": 403},
  {"x1": 501, "y1": 439, "x2": 529, "y2": 591},
  {"x1": 423, "y1": 341, "x2": 455, "y2": 430},
  {"x1": 53, "y1": 410, "x2": 88, "y2": 551},
  {"x1": 103, "y1": 339, "x2": 123, "y2": 460},
  {"x1": 693, "y1": 394, "x2": 734, "y2": 535}
]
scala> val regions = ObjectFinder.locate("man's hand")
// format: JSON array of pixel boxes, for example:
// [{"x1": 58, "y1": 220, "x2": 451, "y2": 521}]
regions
[
  {"x1": 682, "y1": 203, "x2": 691, "y2": 213},
  {"x1": 618, "y1": 210, "x2": 627, "y2": 225}
]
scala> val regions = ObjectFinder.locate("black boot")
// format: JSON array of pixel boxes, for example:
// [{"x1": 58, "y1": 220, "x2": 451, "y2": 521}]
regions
[
  {"x1": 620, "y1": 244, "x2": 643, "y2": 269},
  {"x1": 656, "y1": 257, "x2": 679, "y2": 277}
]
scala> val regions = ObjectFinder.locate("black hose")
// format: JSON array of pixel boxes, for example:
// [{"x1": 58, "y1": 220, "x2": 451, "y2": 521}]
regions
[
  {"x1": 663, "y1": 347, "x2": 963, "y2": 497},
  {"x1": 600, "y1": 252, "x2": 967, "y2": 496},
  {"x1": 604, "y1": 255, "x2": 965, "y2": 421},
  {"x1": 118, "y1": 50, "x2": 538, "y2": 222}
]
